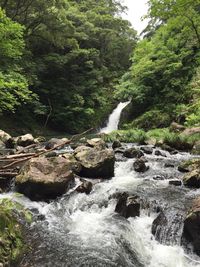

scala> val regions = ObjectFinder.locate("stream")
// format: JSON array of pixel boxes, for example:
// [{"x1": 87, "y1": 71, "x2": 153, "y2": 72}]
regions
[{"x1": 1, "y1": 145, "x2": 200, "y2": 267}]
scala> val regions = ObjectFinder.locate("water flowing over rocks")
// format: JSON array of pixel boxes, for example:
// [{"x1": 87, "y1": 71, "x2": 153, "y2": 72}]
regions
[
  {"x1": 123, "y1": 147, "x2": 144, "y2": 158},
  {"x1": 133, "y1": 158, "x2": 149, "y2": 172},
  {"x1": 115, "y1": 192, "x2": 140, "y2": 218}
]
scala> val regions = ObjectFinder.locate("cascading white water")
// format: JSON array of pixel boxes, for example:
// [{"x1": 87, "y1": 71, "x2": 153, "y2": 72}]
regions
[
  {"x1": 4, "y1": 147, "x2": 200, "y2": 267},
  {"x1": 100, "y1": 101, "x2": 130, "y2": 133}
]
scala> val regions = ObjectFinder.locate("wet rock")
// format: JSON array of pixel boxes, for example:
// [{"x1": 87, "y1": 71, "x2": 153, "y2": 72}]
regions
[
  {"x1": 74, "y1": 146, "x2": 115, "y2": 179},
  {"x1": 112, "y1": 140, "x2": 122, "y2": 149},
  {"x1": 115, "y1": 193, "x2": 140, "y2": 218},
  {"x1": 183, "y1": 170, "x2": 200, "y2": 188},
  {"x1": 183, "y1": 197, "x2": 200, "y2": 256},
  {"x1": 144, "y1": 138, "x2": 157, "y2": 146},
  {"x1": 123, "y1": 147, "x2": 144, "y2": 158},
  {"x1": 87, "y1": 138, "x2": 106, "y2": 149},
  {"x1": 160, "y1": 144, "x2": 176, "y2": 153},
  {"x1": 16, "y1": 134, "x2": 35, "y2": 147},
  {"x1": 179, "y1": 159, "x2": 200, "y2": 188},
  {"x1": 15, "y1": 156, "x2": 78, "y2": 200},
  {"x1": 169, "y1": 180, "x2": 182, "y2": 186},
  {"x1": 178, "y1": 159, "x2": 200, "y2": 173},
  {"x1": 152, "y1": 211, "x2": 167, "y2": 237},
  {"x1": 164, "y1": 163, "x2": 175, "y2": 168},
  {"x1": 0, "y1": 130, "x2": 11, "y2": 143},
  {"x1": 45, "y1": 151, "x2": 57, "y2": 158},
  {"x1": 133, "y1": 158, "x2": 149, "y2": 173},
  {"x1": 154, "y1": 150, "x2": 167, "y2": 157},
  {"x1": 76, "y1": 179, "x2": 93, "y2": 195},
  {"x1": 0, "y1": 176, "x2": 12, "y2": 192},
  {"x1": 140, "y1": 146, "x2": 153, "y2": 154},
  {"x1": 45, "y1": 138, "x2": 69, "y2": 150}
]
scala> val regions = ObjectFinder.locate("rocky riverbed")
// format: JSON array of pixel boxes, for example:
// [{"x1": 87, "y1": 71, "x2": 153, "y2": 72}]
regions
[{"x1": 0, "y1": 129, "x2": 200, "y2": 266}]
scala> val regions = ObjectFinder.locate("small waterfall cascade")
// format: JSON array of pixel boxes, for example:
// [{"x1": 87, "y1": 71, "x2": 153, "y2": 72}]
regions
[{"x1": 100, "y1": 100, "x2": 130, "y2": 133}]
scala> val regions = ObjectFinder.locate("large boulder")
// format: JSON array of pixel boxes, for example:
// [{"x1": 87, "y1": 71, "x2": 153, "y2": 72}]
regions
[
  {"x1": 74, "y1": 146, "x2": 115, "y2": 178},
  {"x1": 183, "y1": 197, "x2": 200, "y2": 256},
  {"x1": 123, "y1": 147, "x2": 144, "y2": 158},
  {"x1": 16, "y1": 134, "x2": 35, "y2": 147},
  {"x1": 112, "y1": 140, "x2": 122, "y2": 150},
  {"x1": 0, "y1": 130, "x2": 11, "y2": 143},
  {"x1": 115, "y1": 192, "x2": 140, "y2": 218},
  {"x1": 179, "y1": 159, "x2": 200, "y2": 188},
  {"x1": 15, "y1": 156, "x2": 79, "y2": 200}
]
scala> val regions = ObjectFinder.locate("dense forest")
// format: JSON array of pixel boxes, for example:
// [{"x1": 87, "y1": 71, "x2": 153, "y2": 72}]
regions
[
  {"x1": 0, "y1": 0, "x2": 136, "y2": 133},
  {"x1": 117, "y1": 0, "x2": 200, "y2": 130},
  {"x1": 0, "y1": 0, "x2": 200, "y2": 135}
]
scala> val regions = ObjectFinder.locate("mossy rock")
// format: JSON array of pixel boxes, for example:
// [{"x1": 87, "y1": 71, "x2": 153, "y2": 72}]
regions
[{"x1": 0, "y1": 198, "x2": 32, "y2": 266}]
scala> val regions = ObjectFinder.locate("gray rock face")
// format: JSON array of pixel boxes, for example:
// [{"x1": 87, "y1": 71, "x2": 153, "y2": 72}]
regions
[
  {"x1": 15, "y1": 156, "x2": 79, "y2": 200},
  {"x1": 183, "y1": 197, "x2": 200, "y2": 256},
  {"x1": 74, "y1": 146, "x2": 115, "y2": 178},
  {"x1": 112, "y1": 140, "x2": 122, "y2": 150},
  {"x1": 86, "y1": 138, "x2": 106, "y2": 149},
  {"x1": 76, "y1": 179, "x2": 93, "y2": 195}
]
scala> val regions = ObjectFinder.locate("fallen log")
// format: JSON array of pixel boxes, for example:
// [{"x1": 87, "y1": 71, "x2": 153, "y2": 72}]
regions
[
  {"x1": 0, "y1": 128, "x2": 93, "y2": 170},
  {"x1": 0, "y1": 172, "x2": 18, "y2": 178}
]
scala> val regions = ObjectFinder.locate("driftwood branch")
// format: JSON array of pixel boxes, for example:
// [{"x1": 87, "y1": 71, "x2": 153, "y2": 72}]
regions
[{"x1": 0, "y1": 128, "x2": 93, "y2": 171}]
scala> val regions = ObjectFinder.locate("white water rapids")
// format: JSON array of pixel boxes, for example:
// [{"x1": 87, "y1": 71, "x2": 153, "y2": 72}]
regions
[
  {"x1": 100, "y1": 101, "x2": 130, "y2": 133},
  {"x1": 2, "y1": 147, "x2": 200, "y2": 267}
]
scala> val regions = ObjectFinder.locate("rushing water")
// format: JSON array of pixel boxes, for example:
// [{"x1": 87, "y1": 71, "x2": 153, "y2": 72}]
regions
[
  {"x1": 100, "y1": 101, "x2": 130, "y2": 133},
  {"x1": 2, "y1": 145, "x2": 200, "y2": 267}
]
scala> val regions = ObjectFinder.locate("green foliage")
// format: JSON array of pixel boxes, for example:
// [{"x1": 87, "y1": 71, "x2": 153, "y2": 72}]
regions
[
  {"x1": 116, "y1": 0, "x2": 200, "y2": 129},
  {"x1": 0, "y1": 0, "x2": 136, "y2": 133},
  {"x1": 0, "y1": 8, "x2": 33, "y2": 112},
  {"x1": 125, "y1": 109, "x2": 171, "y2": 130},
  {"x1": 103, "y1": 129, "x2": 146, "y2": 144}
]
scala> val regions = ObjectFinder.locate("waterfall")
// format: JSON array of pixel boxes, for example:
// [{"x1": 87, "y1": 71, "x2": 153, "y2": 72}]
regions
[{"x1": 100, "y1": 101, "x2": 130, "y2": 133}]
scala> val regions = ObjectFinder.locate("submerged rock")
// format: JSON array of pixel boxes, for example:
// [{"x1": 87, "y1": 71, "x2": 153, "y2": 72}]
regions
[
  {"x1": 112, "y1": 140, "x2": 122, "y2": 150},
  {"x1": 169, "y1": 180, "x2": 182, "y2": 186},
  {"x1": 154, "y1": 150, "x2": 167, "y2": 157},
  {"x1": 115, "y1": 192, "x2": 140, "y2": 218},
  {"x1": 76, "y1": 179, "x2": 93, "y2": 195},
  {"x1": 15, "y1": 156, "x2": 78, "y2": 200},
  {"x1": 183, "y1": 197, "x2": 200, "y2": 256},
  {"x1": 123, "y1": 147, "x2": 144, "y2": 158},
  {"x1": 133, "y1": 158, "x2": 149, "y2": 173},
  {"x1": 74, "y1": 146, "x2": 115, "y2": 178}
]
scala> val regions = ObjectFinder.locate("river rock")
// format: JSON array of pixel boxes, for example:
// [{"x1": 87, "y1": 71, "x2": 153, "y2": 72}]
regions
[
  {"x1": 5, "y1": 137, "x2": 16, "y2": 149},
  {"x1": 87, "y1": 138, "x2": 106, "y2": 149},
  {"x1": 183, "y1": 197, "x2": 200, "y2": 256},
  {"x1": 178, "y1": 159, "x2": 200, "y2": 188},
  {"x1": 123, "y1": 147, "x2": 144, "y2": 158},
  {"x1": 45, "y1": 138, "x2": 69, "y2": 150},
  {"x1": 0, "y1": 130, "x2": 11, "y2": 143},
  {"x1": 16, "y1": 133, "x2": 35, "y2": 147},
  {"x1": 152, "y1": 211, "x2": 167, "y2": 238},
  {"x1": 140, "y1": 146, "x2": 153, "y2": 154},
  {"x1": 192, "y1": 141, "x2": 200, "y2": 155},
  {"x1": 112, "y1": 140, "x2": 122, "y2": 149},
  {"x1": 154, "y1": 150, "x2": 167, "y2": 157},
  {"x1": 169, "y1": 180, "x2": 182, "y2": 186},
  {"x1": 74, "y1": 146, "x2": 115, "y2": 178},
  {"x1": 133, "y1": 158, "x2": 149, "y2": 172},
  {"x1": 76, "y1": 179, "x2": 93, "y2": 194},
  {"x1": 15, "y1": 156, "x2": 78, "y2": 200},
  {"x1": 115, "y1": 192, "x2": 140, "y2": 218}
]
